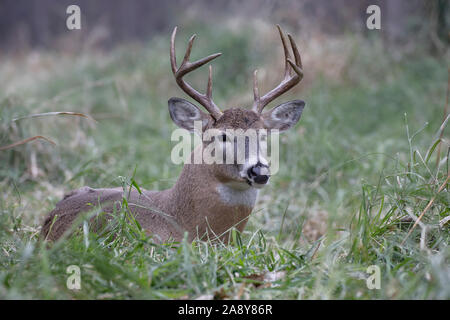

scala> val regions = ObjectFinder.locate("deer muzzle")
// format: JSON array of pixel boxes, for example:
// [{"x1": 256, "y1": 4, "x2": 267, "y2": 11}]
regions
[{"x1": 247, "y1": 162, "x2": 270, "y2": 186}]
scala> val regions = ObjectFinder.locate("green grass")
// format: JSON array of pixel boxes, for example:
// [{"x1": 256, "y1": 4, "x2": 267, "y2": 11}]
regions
[{"x1": 0, "y1": 24, "x2": 449, "y2": 299}]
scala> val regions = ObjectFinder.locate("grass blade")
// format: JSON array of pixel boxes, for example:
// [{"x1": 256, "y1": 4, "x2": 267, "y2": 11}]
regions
[{"x1": 0, "y1": 135, "x2": 56, "y2": 151}]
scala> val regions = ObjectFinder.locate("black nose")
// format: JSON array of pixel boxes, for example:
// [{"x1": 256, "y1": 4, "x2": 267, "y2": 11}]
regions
[
  {"x1": 253, "y1": 174, "x2": 269, "y2": 184},
  {"x1": 248, "y1": 164, "x2": 270, "y2": 184}
]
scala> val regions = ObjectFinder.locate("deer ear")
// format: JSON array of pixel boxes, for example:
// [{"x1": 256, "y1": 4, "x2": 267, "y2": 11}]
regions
[
  {"x1": 262, "y1": 100, "x2": 305, "y2": 132},
  {"x1": 168, "y1": 98, "x2": 211, "y2": 132}
]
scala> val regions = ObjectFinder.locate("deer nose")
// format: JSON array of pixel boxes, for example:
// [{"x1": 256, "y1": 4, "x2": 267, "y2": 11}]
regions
[{"x1": 247, "y1": 163, "x2": 270, "y2": 185}]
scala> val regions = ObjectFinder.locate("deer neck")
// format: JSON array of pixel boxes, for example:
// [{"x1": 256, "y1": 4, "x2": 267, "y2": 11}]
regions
[{"x1": 166, "y1": 161, "x2": 259, "y2": 240}]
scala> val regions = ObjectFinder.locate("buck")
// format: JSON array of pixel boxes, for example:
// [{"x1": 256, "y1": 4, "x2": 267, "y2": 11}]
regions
[{"x1": 41, "y1": 25, "x2": 305, "y2": 243}]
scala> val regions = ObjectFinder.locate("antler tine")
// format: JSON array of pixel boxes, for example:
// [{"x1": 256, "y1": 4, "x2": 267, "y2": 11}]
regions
[
  {"x1": 170, "y1": 26, "x2": 223, "y2": 120},
  {"x1": 287, "y1": 33, "x2": 304, "y2": 79},
  {"x1": 206, "y1": 65, "x2": 213, "y2": 99},
  {"x1": 277, "y1": 24, "x2": 291, "y2": 80},
  {"x1": 252, "y1": 70, "x2": 260, "y2": 112},
  {"x1": 170, "y1": 27, "x2": 178, "y2": 74},
  {"x1": 255, "y1": 25, "x2": 304, "y2": 114},
  {"x1": 181, "y1": 34, "x2": 196, "y2": 68},
  {"x1": 288, "y1": 33, "x2": 302, "y2": 68}
]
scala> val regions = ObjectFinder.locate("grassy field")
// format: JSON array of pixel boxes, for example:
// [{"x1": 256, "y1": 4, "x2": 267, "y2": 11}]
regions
[{"x1": 0, "y1": 23, "x2": 449, "y2": 299}]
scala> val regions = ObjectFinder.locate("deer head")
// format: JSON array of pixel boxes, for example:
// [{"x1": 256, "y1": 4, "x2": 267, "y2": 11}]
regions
[{"x1": 168, "y1": 25, "x2": 305, "y2": 190}]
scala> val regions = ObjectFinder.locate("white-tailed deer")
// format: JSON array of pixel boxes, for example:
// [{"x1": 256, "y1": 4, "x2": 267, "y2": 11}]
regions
[{"x1": 41, "y1": 25, "x2": 305, "y2": 243}]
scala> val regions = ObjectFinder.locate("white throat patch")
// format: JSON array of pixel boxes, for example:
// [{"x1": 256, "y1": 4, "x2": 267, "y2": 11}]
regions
[{"x1": 216, "y1": 183, "x2": 258, "y2": 208}]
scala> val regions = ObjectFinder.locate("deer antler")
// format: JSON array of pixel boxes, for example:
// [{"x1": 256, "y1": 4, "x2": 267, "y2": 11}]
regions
[
  {"x1": 253, "y1": 25, "x2": 304, "y2": 114},
  {"x1": 170, "y1": 27, "x2": 223, "y2": 120}
]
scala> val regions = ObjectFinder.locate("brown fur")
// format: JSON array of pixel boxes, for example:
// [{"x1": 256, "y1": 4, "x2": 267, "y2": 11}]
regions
[{"x1": 212, "y1": 108, "x2": 263, "y2": 130}]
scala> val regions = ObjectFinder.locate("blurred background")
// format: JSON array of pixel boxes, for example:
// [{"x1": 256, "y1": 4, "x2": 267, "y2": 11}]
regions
[
  {"x1": 0, "y1": 0, "x2": 449, "y2": 299},
  {"x1": 0, "y1": 0, "x2": 448, "y2": 52}
]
